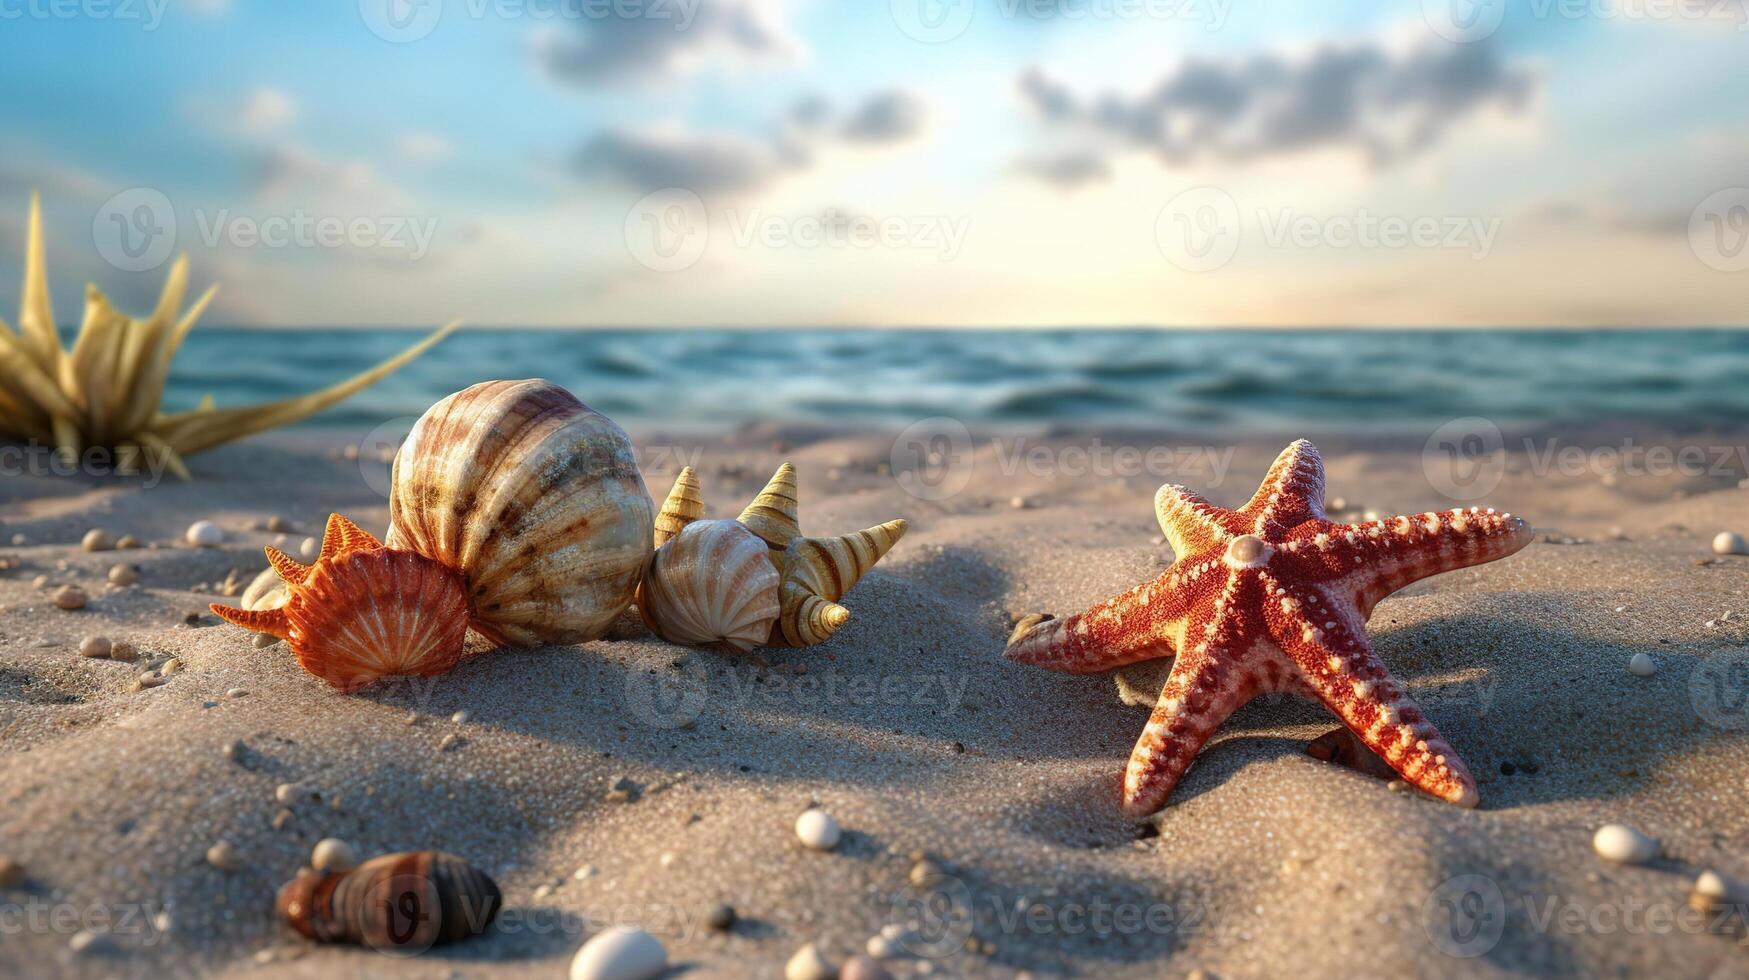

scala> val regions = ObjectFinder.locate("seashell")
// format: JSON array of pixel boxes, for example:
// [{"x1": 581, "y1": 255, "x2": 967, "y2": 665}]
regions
[
  {"x1": 638, "y1": 520, "x2": 779, "y2": 655},
  {"x1": 240, "y1": 566, "x2": 290, "y2": 613},
  {"x1": 653, "y1": 467, "x2": 704, "y2": 548},
  {"x1": 277, "y1": 851, "x2": 501, "y2": 950},
  {"x1": 386, "y1": 380, "x2": 654, "y2": 648},
  {"x1": 569, "y1": 925, "x2": 668, "y2": 980},
  {"x1": 209, "y1": 514, "x2": 471, "y2": 691}
]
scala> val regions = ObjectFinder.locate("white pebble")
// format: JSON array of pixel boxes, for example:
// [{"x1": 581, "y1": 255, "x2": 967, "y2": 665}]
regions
[
  {"x1": 451, "y1": 710, "x2": 469, "y2": 724},
  {"x1": 1593, "y1": 824, "x2": 1659, "y2": 864},
  {"x1": 1627, "y1": 653, "x2": 1655, "y2": 677},
  {"x1": 108, "y1": 564, "x2": 138, "y2": 587},
  {"x1": 206, "y1": 841, "x2": 242, "y2": 872},
  {"x1": 275, "y1": 782, "x2": 307, "y2": 805},
  {"x1": 1694, "y1": 870, "x2": 1747, "y2": 903},
  {"x1": 786, "y1": 942, "x2": 837, "y2": 980},
  {"x1": 866, "y1": 932, "x2": 904, "y2": 958},
  {"x1": 573, "y1": 864, "x2": 598, "y2": 881},
  {"x1": 80, "y1": 529, "x2": 114, "y2": 552},
  {"x1": 68, "y1": 929, "x2": 103, "y2": 954},
  {"x1": 569, "y1": 925, "x2": 667, "y2": 980},
  {"x1": 226, "y1": 688, "x2": 249, "y2": 698},
  {"x1": 185, "y1": 521, "x2": 225, "y2": 548},
  {"x1": 311, "y1": 838, "x2": 357, "y2": 873},
  {"x1": 299, "y1": 536, "x2": 319, "y2": 559},
  {"x1": 9, "y1": 533, "x2": 24, "y2": 546},
  {"x1": 795, "y1": 809, "x2": 842, "y2": 851},
  {"x1": 1714, "y1": 531, "x2": 1748, "y2": 555}
]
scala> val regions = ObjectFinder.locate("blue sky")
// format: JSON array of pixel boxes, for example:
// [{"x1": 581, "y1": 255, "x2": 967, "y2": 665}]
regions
[{"x1": 2, "y1": 0, "x2": 1748, "y2": 326}]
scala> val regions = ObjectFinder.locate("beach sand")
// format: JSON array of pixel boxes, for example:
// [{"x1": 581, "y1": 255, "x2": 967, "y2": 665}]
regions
[{"x1": 1, "y1": 426, "x2": 1746, "y2": 978}]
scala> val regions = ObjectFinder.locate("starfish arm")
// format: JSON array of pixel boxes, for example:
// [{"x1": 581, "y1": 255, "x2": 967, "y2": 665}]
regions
[
  {"x1": 1153, "y1": 484, "x2": 1236, "y2": 557},
  {"x1": 1236, "y1": 439, "x2": 1326, "y2": 536},
  {"x1": 1120, "y1": 645, "x2": 1259, "y2": 815},
  {"x1": 1262, "y1": 578, "x2": 1478, "y2": 807},
  {"x1": 1277, "y1": 508, "x2": 1533, "y2": 618},
  {"x1": 1004, "y1": 567, "x2": 1205, "y2": 673}
]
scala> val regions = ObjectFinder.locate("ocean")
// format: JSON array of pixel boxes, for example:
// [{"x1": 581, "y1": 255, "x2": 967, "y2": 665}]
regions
[{"x1": 162, "y1": 328, "x2": 1749, "y2": 433}]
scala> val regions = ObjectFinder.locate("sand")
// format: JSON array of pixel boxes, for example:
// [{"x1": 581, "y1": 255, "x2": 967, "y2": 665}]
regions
[{"x1": 1, "y1": 426, "x2": 1747, "y2": 979}]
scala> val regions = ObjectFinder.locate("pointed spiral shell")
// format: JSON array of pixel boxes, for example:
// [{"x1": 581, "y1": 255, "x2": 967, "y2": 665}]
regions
[
  {"x1": 639, "y1": 520, "x2": 780, "y2": 654},
  {"x1": 386, "y1": 380, "x2": 654, "y2": 647},
  {"x1": 771, "y1": 519, "x2": 907, "y2": 646},
  {"x1": 277, "y1": 851, "x2": 501, "y2": 951}
]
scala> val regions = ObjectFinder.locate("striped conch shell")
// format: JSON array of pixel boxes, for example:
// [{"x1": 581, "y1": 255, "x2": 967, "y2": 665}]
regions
[
  {"x1": 638, "y1": 519, "x2": 779, "y2": 655},
  {"x1": 386, "y1": 380, "x2": 654, "y2": 647},
  {"x1": 209, "y1": 514, "x2": 471, "y2": 691},
  {"x1": 650, "y1": 462, "x2": 906, "y2": 648},
  {"x1": 277, "y1": 851, "x2": 501, "y2": 951},
  {"x1": 653, "y1": 465, "x2": 704, "y2": 547}
]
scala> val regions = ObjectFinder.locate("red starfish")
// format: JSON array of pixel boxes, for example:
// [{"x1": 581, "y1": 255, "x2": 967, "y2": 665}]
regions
[{"x1": 1005, "y1": 440, "x2": 1532, "y2": 815}]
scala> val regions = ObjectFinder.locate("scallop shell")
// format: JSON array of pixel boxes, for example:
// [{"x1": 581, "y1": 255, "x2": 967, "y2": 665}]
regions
[
  {"x1": 211, "y1": 514, "x2": 471, "y2": 692},
  {"x1": 639, "y1": 520, "x2": 779, "y2": 655},
  {"x1": 386, "y1": 380, "x2": 654, "y2": 647},
  {"x1": 277, "y1": 851, "x2": 501, "y2": 950}
]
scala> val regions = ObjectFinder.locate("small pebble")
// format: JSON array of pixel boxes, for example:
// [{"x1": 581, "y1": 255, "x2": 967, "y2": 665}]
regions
[
  {"x1": 222, "y1": 740, "x2": 245, "y2": 762},
  {"x1": 9, "y1": 533, "x2": 24, "y2": 546},
  {"x1": 107, "y1": 563, "x2": 138, "y2": 587},
  {"x1": 81, "y1": 529, "x2": 114, "y2": 552},
  {"x1": 1009, "y1": 496, "x2": 1028, "y2": 510},
  {"x1": 226, "y1": 688, "x2": 249, "y2": 698},
  {"x1": 206, "y1": 841, "x2": 242, "y2": 872},
  {"x1": 160, "y1": 657, "x2": 183, "y2": 676},
  {"x1": 311, "y1": 838, "x2": 358, "y2": 873},
  {"x1": 573, "y1": 865, "x2": 598, "y2": 881},
  {"x1": 1593, "y1": 824, "x2": 1659, "y2": 864},
  {"x1": 569, "y1": 925, "x2": 667, "y2": 980},
  {"x1": 299, "y1": 537, "x2": 319, "y2": 559},
  {"x1": 52, "y1": 585, "x2": 88, "y2": 610},
  {"x1": 1627, "y1": 652, "x2": 1656, "y2": 677},
  {"x1": 1692, "y1": 870, "x2": 1747, "y2": 908},
  {"x1": 252, "y1": 632, "x2": 280, "y2": 648},
  {"x1": 786, "y1": 942, "x2": 837, "y2": 980},
  {"x1": 79, "y1": 636, "x2": 112, "y2": 659},
  {"x1": 32, "y1": 574, "x2": 50, "y2": 590},
  {"x1": 266, "y1": 515, "x2": 295, "y2": 533},
  {"x1": 0, "y1": 857, "x2": 23, "y2": 888},
  {"x1": 68, "y1": 929, "x2": 104, "y2": 954},
  {"x1": 795, "y1": 809, "x2": 842, "y2": 851},
  {"x1": 704, "y1": 903, "x2": 736, "y2": 931},
  {"x1": 451, "y1": 710, "x2": 470, "y2": 724},
  {"x1": 866, "y1": 932, "x2": 904, "y2": 958},
  {"x1": 439, "y1": 733, "x2": 462, "y2": 752},
  {"x1": 1714, "y1": 530, "x2": 1748, "y2": 555},
  {"x1": 275, "y1": 783, "x2": 307, "y2": 805},
  {"x1": 109, "y1": 641, "x2": 137, "y2": 662},
  {"x1": 116, "y1": 534, "x2": 141, "y2": 549},
  {"x1": 186, "y1": 521, "x2": 225, "y2": 548},
  {"x1": 606, "y1": 776, "x2": 643, "y2": 803},
  {"x1": 842, "y1": 954, "x2": 893, "y2": 980},
  {"x1": 131, "y1": 674, "x2": 166, "y2": 692}
]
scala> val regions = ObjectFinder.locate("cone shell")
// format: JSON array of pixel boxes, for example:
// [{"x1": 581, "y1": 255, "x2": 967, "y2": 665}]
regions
[
  {"x1": 738, "y1": 462, "x2": 800, "y2": 556},
  {"x1": 639, "y1": 520, "x2": 780, "y2": 655},
  {"x1": 277, "y1": 851, "x2": 501, "y2": 950},
  {"x1": 386, "y1": 380, "x2": 654, "y2": 647},
  {"x1": 770, "y1": 520, "x2": 907, "y2": 646},
  {"x1": 278, "y1": 547, "x2": 470, "y2": 691},
  {"x1": 654, "y1": 467, "x2": 704, "y2": 547}
]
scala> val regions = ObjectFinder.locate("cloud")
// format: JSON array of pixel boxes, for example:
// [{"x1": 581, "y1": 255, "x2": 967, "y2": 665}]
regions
[
  {"x1": 574, "y1": 89, "x2": 927, "y2": 196},
  {"x1": 1016, "y1": 31, "x2": 1534, "y2": 182},
  {"x1": 533, "y1": 0, "x2": 797, "y2": 85},
  {"x1": 395, "y1": 131, "x2": 452, "y2": 165},
  {"x1": 1015, "y1": 151, "x2": 1110, "y2": 190},
  {"x1": 239, "y1": 88, "x2": 296, "y2": 133}
]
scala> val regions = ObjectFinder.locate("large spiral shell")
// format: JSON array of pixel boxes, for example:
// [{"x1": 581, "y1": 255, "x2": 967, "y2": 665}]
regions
[
  {"x1": 387, "y1": 380, "x2": 654, "y2": 647},
  {"x1": 638, "y1": 519, "x2": 780, "y2": 655},
  {"x1": 277, "y1": 851, "x2": 501, "y2": 950}
]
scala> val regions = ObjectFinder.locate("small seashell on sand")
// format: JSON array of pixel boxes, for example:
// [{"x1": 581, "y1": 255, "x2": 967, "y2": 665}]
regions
[
  {"x1": 638, "y1": 519, "x2": 780, "y2": 655},
  {"x1": 1714, "y1": 531, "x2": 1748, "y2": 555},
  {"x1": 1627, "y1": 653, "x2": 1656, "y2": 677},
  {"x1": 311, "y1": 838, "x2": 358, "y2": 873},
  {"x1": 279, "y1": 851, "x2": 501, "y2": 948},
  {"x1": 109, "y1": 641, "x2": 137, "y2": 662},
  {"x1": 116, "y1": 534, "x2": 141, "y2": 549},
  {"x1": 186, "y1": 521, "x2": 225, "y2": 548},
  {"x1": 842, "y1": 954, "x2": 893, "y2": 980},
  {"x1": 795, "y1": 809, "x2": 842, "y2": 851},
  {"x1": 569, "y1": 925, "x2": 668, "y2": 980},
  {"x1": 0, "y1": 857, "x2": 23, "y2": 888},
  {"x1": 786, "y1": 942, "x2": 837, "y2": 980},
  {"x1": 225, "y1": 687, "x2": 247, "y2": 698},
  {"x1": 207, "y1": 841, "x2": 242, "y2": 872},
  {"x1": 79, "y1": 636, "x2": 111, "y2": 659},
  {"x1": 1593, "y1": 824, "x2": 1659, "y2": 864},
  {"x1": 52, "y1": 585, "x2": 87, "y2": 610},
  {"x1": 81, "y1": 529, "x2": 114, "y2": 552},
  {"x1": 160, "y1": 657, "x2": 183, "y2": 676},
  {"x1": 108, "y1": 563, "x2": 138, "y2": 587}
]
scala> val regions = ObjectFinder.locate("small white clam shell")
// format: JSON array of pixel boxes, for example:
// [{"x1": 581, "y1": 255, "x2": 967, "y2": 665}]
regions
[
  {"x1": 570, "y1": 925, "x2": 667, "y2": 980},
  {"x1": 1592, "y1": 824, "x2": 1658, "y2": 864},
  {"x1": 639, "y1": 520, "x2": 780, "y2": 655}
]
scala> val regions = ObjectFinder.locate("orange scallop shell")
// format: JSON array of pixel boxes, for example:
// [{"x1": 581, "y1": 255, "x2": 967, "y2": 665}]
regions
[{"x1": 280, "y1": 547, "x2": 470, "y2": 691}]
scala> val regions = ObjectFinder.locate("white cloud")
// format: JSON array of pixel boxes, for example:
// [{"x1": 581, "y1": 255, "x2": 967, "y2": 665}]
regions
[{"x1": 239, "y1": 88, "x2": 297, "y2": 133}]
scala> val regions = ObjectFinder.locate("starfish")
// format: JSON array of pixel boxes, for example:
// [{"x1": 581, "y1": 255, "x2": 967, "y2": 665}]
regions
[{"x1": 1005, "y1": 440, "x2": 1532, "y2": 815}]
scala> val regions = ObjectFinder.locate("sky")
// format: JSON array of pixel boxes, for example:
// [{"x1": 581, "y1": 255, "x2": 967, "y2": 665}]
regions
[{"x1": 1, "y1": 0, "x2": 1747, "y2": 327}]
